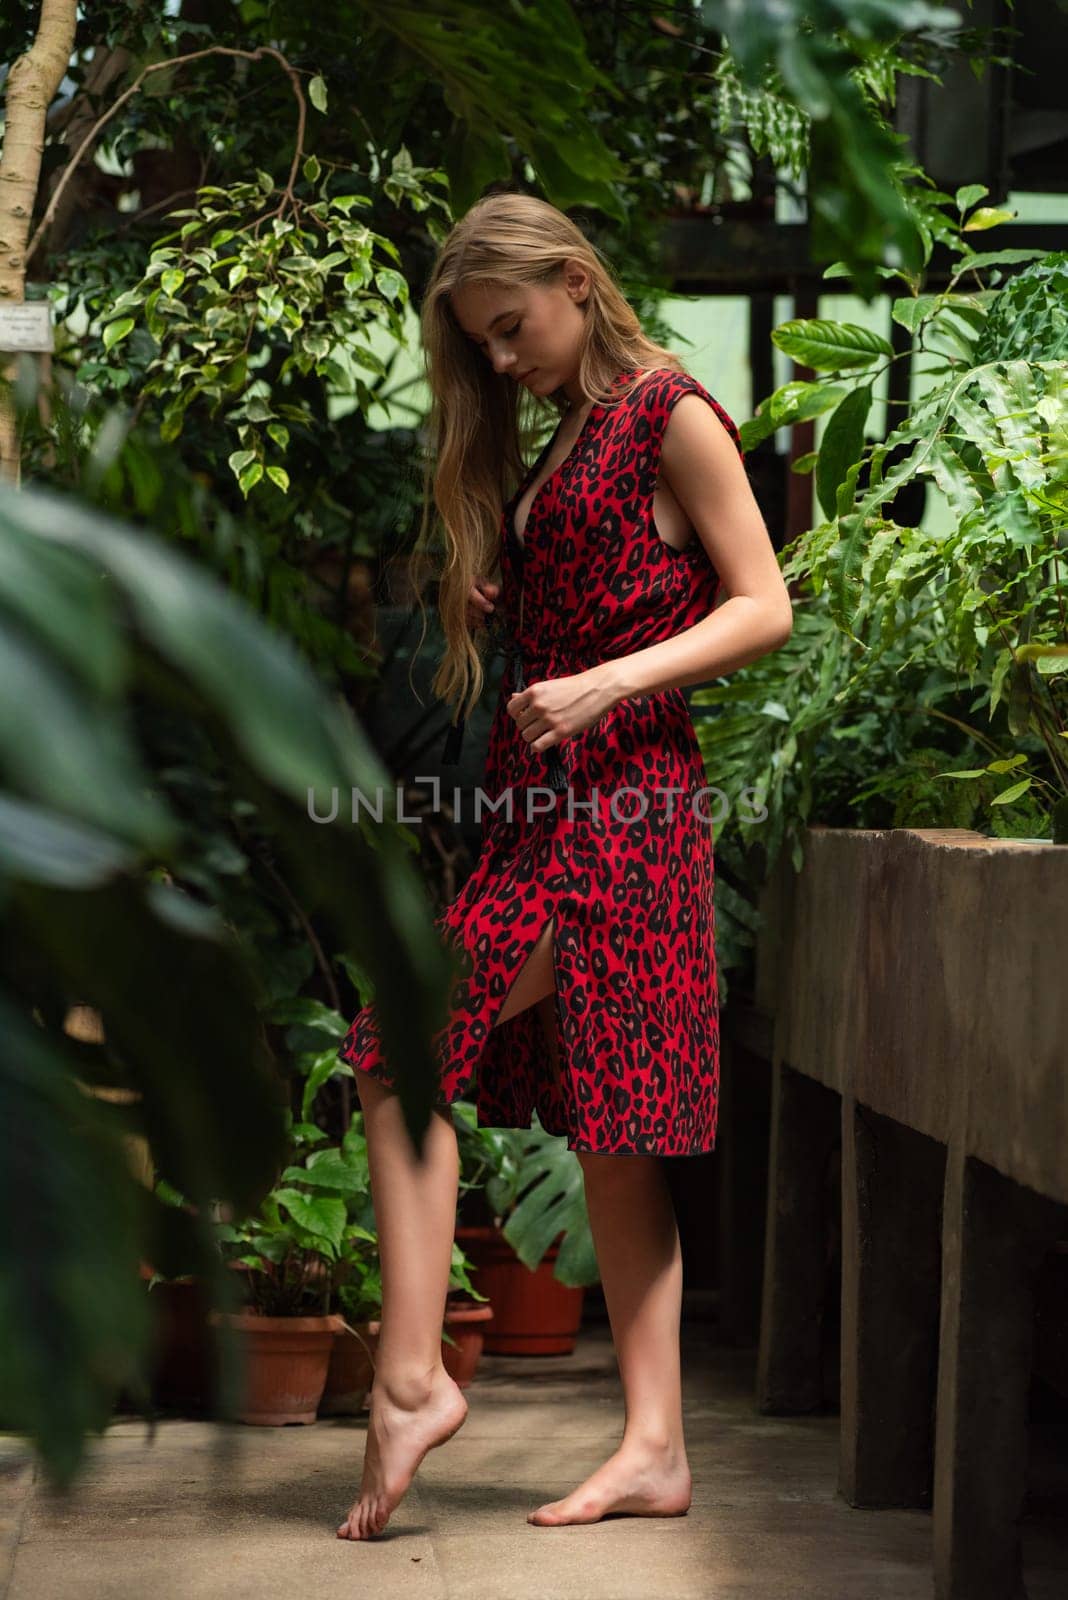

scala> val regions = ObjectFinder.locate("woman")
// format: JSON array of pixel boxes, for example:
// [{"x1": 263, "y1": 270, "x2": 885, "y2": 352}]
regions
[{"x1": 336, "y1": 192, "x2": 792, "y2": 1542}]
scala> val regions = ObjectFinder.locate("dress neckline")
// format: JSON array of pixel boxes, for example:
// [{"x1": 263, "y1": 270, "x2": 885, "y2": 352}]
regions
[
  {"x1": 506, "y1": 369, "x2": 640, "y2": 552},
  {"x1": 507, "y1": 400, "x2": 602, "y2": 551}
]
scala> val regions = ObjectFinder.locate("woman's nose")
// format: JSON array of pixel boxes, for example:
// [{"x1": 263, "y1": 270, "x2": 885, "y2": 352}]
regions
[{"x1": 490, "y1": 345, "x2": 517, "y2": 375}]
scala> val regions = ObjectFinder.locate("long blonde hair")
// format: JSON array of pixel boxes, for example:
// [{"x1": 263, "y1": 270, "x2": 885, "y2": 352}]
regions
[{"x1": 409, "y1": 192, "x2": 685, "y2": 725}]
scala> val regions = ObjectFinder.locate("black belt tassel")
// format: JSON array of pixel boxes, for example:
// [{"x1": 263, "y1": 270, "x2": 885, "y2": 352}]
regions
[
  {"x1": 442, "y1": 641, "x2": 568, "y2": 793},
  {"x1": 442, "y1": 713, "x2": 465, "y2": 765}
]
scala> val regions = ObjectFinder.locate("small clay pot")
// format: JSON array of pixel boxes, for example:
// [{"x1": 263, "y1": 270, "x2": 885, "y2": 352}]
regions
[
  {"x1": 441, "y1": 1299, "x2": 495, "y2": 1388},
  {"x1": 455, "y1": 1226, "x2": 585, "y2": 1355},
  {"x1": 319, "y1": 1322, "x2": 378, "y2": 1416},
  {"x1": 211, "y1": 1310, "x2": 343, "y2": 1425}
]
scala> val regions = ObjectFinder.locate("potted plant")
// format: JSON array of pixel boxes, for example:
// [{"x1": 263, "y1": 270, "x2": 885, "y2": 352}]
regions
[
  {"x1": 210, "y1": 1124, "x2": 371, "y2": 1425},
  {"x1": 452, "y1": 1104, "x2": 601, "y2": 1356}
]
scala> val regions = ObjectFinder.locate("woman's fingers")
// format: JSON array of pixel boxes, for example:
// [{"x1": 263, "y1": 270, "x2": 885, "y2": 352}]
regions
[{"x1": 466, "y1": 579, "x2": 500, "y2": 628}]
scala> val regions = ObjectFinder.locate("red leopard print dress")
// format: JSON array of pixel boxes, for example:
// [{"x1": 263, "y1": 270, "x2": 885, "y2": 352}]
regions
[{"x1": 337, "y1": 366, "x2": 743, "y2": 1155}]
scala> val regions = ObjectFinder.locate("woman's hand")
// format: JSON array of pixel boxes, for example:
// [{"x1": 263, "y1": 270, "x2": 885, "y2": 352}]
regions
[
  {"x1": 465, "y1": 578, "x2": 500, "y2": 631},
  {"x1": 507, "y1": 666, "x2": 618, "y2": 753}
]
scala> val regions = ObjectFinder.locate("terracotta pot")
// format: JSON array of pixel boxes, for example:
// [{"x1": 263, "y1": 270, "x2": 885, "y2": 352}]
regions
[
  {"x1": 456, "y1": 1225, "x2": 585, "y2": 1355},
  {"x1": 211, "y1": 1311, "x2": 343, "y2": 1425},
  {"x1": 143, "y1": 1274, "x2": 212, "y2": 1410},
  {"x1": 319, "y1": 1321, "x2": 378, "y2": 1416},
  {"x1": 441, "y1": 1299, "x2": 495, "y2": 1388},
  {"x1": 139, "y1": 1260, "x2": 250, "y2": 1413}
]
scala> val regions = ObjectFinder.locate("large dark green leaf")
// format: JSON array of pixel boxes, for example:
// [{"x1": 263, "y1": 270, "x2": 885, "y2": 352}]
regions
[
  {"x1": 0, "y1": 796, "x2": 136, "y2": 888},
  {"x1": 817, "y1": 385, "x2": 872, "y2": 518},
  {"x1": 773, "y1": 319, "x2": 893, "y2": 370},
  {"x1": 502, "y1": 1124, "x2": 599, "y2": 1287},
  {"x1": 0, "y1": 486, "x2": 459, "y2": 1154},
  {"x1": 0, "y1": 1003, "x2": 150, "y2": 1492},
  {"x1": 364, "y1": 0, "x2": 625, "y2": 218}
]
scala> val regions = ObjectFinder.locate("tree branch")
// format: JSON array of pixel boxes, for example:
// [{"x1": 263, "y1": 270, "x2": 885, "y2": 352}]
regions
[{"x1": 26, "y1": 44, "x2": 308, "y2": 268}]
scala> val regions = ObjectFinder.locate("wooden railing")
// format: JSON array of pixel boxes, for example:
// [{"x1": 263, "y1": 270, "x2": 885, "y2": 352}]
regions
[{"x1": 718, "y1": 827, "x2": 1068, "y2": 1600}]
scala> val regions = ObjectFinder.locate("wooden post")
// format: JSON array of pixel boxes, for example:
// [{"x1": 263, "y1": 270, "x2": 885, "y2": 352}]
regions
[
  {"x1": 756, "y1": 1060, "x2": 840, "y2": 1412},
  {"x1": 933, "y1": 1144, "x2": 1067, "y2": 1599},
  {"x1": 839, "y1": 1098, "x2": 944, "y2": 1508}
]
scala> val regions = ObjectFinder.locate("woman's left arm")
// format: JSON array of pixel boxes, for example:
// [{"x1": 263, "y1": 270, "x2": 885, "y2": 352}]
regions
[{"x1": 594, "y1": 393, "x2": 793, "y2": 705}]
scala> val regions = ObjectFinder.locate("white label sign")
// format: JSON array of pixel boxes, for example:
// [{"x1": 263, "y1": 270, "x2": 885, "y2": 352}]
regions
[{"x1": 0, "y1": 302, "x2": 54, "y2": 353}]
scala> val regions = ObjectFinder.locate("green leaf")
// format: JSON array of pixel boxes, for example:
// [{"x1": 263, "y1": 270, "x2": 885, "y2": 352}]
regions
[
  {"x1": 772, "y1": 320, "x2": 892, "y2": 371},
  {"x1": 102, "y1": 318, "x2": 134, "y2": 353},
  {"x1": 740, "y1": 380, "x2": 845, "y2": 449},
  {"x1": 308, "y1": 75, "x2": 328, "y2": 113},
  {"x1": 243, "y1": 394, "x2": 275, "y2": 422},
  {"x1": 238, "y1": 462, "x2": 263, "y2": 496},
  {"x1": 0, "y1": 794, "x2": 134, "y2": 888},
  {"x1": 955, "y1": 183, "x2": 989, "y2": 215},
  {"x1": 963, "y1": 207, "x2": 1016, "y2": 233},
  {"x1": 273, "y1": 1189, "x2": 346, "y2": 1251},
  {"x1": 822, "y1": 261, "x2": 903, "y2": 282},
  {"x1": 330, "y1": 193, "x2": 371, "y2": 215},
  {"x1": 303, "y1": 154, "x2": 321, "y2": 184},
  {"x1": 816, "y1": 386, "x2": 872, "y2": 520},
  {"x1": 1018, "y1": 643, "x2": 1068, "y2": 663},
  {"x1": 990, "y1": 778, "x2": 1032, "y2": 805},
  {"x1": 952, "y1": 249, "x2": 1049, "y2": 275},
  {"x1": 266, "y1": 466, "x2": 290, "y2": 493},
  {"x1": 227, "y1": 449, "x2": 256, "y2": 476},
  {"x1": 285, "y1": 1153, "x2": 366, "y2": 1194},
  {"x1": 373, "y1": 268, "x2": 407, "y2": 304}
]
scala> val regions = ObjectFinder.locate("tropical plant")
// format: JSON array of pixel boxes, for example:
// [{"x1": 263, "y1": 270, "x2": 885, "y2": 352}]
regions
[
  {"x1": 0, "y1": 483, "x2": 457, "y2": 1487},
  {"x1": 775, "y1": 241, "x2": 1068, "y2": 838},
  {"x1": 453, "y1": 1104, "x2": 599, "y2": 1289},
  {"x1": 698, "y1": 208, "x2": 1067, "y2": 990},
  {"x1": 212, "y1": 1118, "x2": 374, "y2": 1317}
]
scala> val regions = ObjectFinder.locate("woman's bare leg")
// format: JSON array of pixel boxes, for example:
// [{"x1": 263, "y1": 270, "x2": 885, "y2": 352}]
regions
[
  {"x1": 337, "y1": 1079, "x2": 468, "y2": 1541},
  {"x1": 528, "y1": 1152, "x2": 692, "y2": 1525},
  {"x1": 338, "y1": 917, "x2": 558, "y2": 1541}
]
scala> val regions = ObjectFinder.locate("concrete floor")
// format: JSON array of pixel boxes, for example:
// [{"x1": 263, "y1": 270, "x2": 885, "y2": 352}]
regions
[{"x1": 2, "y1": 1322, "x2": 1066, "y2": 1600}]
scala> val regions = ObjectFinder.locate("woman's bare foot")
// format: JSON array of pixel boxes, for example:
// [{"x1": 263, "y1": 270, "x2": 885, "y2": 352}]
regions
[
  {"x1": 527, "y1": 1438, "x2": 692, "y2": 1527},
  {"x1": 337, "y1": 1368, "x2": 468, "y2": 1540}
]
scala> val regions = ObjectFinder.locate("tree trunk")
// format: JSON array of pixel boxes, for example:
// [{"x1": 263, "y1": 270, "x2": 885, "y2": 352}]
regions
[{"x1": 0, "y1": 0, "x2": 78, "y2": 485}]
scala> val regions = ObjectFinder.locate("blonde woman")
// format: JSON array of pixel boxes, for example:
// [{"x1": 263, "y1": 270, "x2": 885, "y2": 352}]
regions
[{"x1": 336, "y1": 192, "x2": 792, "y2": 1540}]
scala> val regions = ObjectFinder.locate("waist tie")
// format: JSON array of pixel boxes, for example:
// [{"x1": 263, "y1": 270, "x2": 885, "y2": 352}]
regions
[{"x1": 442, "y1": 633, "x2": 574, "y2": 795}]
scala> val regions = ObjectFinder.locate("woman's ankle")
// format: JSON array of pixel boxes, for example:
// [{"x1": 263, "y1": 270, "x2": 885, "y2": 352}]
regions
[
  {"x1": 373, "y1": 1359, "x2": 451, "y2": 1408},
  {"x1": 619, "y1": 1426, "x2": 687, "y2": 1461}
]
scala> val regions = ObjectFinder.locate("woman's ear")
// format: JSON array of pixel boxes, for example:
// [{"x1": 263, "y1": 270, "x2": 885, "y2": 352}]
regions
[{"x1": 564, "y1": 258, "x2": 590, "y2": 304}]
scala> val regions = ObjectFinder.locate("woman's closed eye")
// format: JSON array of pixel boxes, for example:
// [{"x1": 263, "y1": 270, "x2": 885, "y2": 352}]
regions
[{"x1": 475, "y1": 324, "x2": 521, "y2": 348}]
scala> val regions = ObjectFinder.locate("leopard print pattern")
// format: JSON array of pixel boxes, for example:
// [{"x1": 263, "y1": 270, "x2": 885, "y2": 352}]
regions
[{"x1": 337, "y1": 367, "x2": 744, "y2": 1156}]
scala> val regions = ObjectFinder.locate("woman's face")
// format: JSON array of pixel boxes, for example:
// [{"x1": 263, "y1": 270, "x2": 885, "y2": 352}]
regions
[{"x1": 450, "y1": 261, "x2": 590, "y2": 403}]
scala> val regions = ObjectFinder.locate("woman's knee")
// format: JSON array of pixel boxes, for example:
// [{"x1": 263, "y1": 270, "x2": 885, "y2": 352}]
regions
[{"x1": 577, "y1": 1150, "x2": 657, "y2": 1186}]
